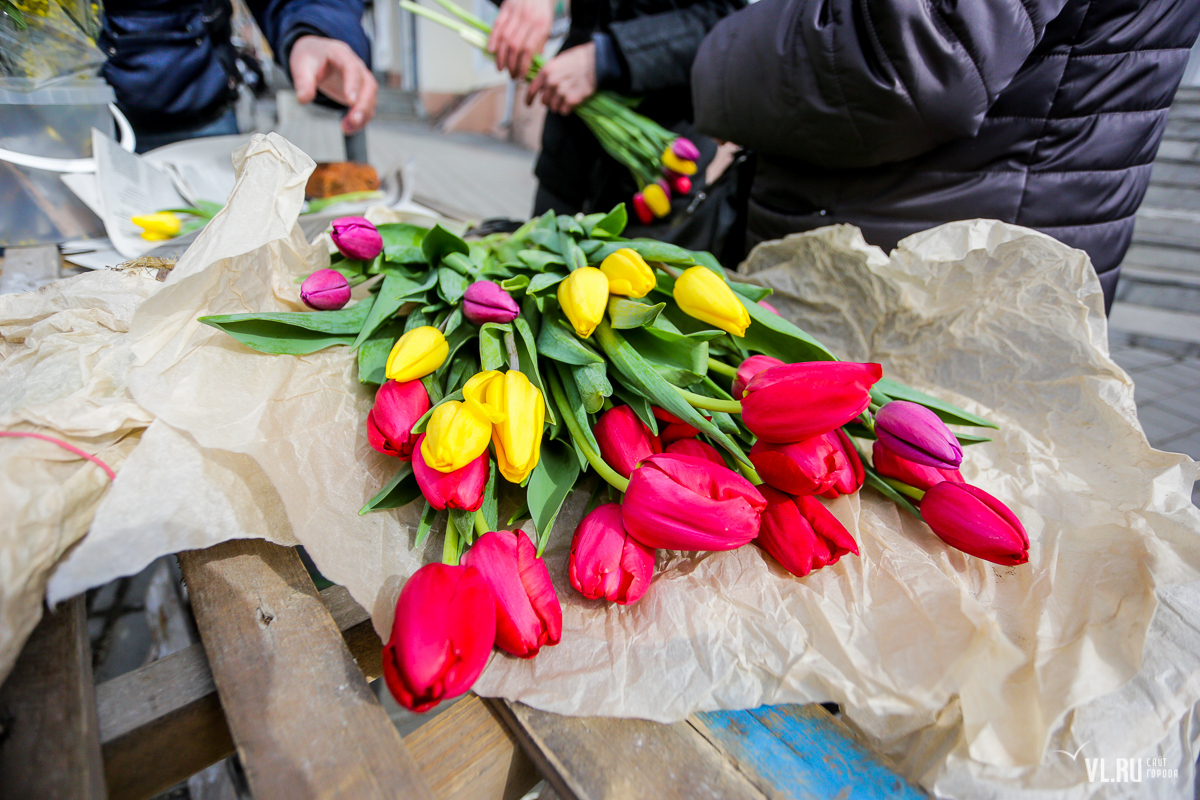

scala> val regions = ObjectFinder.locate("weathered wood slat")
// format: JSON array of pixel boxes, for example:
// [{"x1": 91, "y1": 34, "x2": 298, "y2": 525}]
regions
[
  {"x1": 492, "y1": 699, "x2": 769, "y2": 800},
  {"x1": 0, "y1": 596, "x2": 106, "y2": 800},
  {"x1": 693, "y1": 706, "x2": 926, "y2": 800},
  {"x1": 176, "y1": 539, "x2": 434, "y2": 800}
]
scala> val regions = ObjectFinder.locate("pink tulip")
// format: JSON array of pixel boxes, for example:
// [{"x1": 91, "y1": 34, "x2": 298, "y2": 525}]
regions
[
  {"x1": 664, "y1": 438, "x2": 725, "y2": 466},
  {"x1": 757, "y1": 487, "x2": 859, "y2": 577},
  {"x1": 463, "y1": 280, "x2": 520, "y2": 325},
  {"x1": 920, "y1": 482, "x2": 1029, "y2": 566},
  {"x1": 652, "y1": 407, "x2": 703, "y2": 445},
  {"x1": 668, "y1": 173, "x2": 692, "y2": 195},
  {"x1": 750, "y1": 429, "x2": 862, "y2": 498},
  {"x1": 330, "y1": 216, "x2": 383, "y2": 261},
  {"x1": 757, "y1": 299, "x2": 780, "y2": 315},
  {"x1": 872, "y1": 439, "x2": 963, "y2": 492},
  {"x1": 622, "y1": 453, "x2": 766, "y2": 551},
  {"x1": 874, "y1": 401, "x2": 963, "y2": 470},
  {"x1": 300, "y1": 269, "x2": 351, "y2": 310},
  {"x1": 569, "y1": 503, "x2": 656, "y2": 604},
  {"x1": 740, "y1": 361, "x2": 883, "y2": 443},
  {"x1": 672, "y1": 137, "x2": 701, "y2": 161},
  {"x1": 462, "y1": 530, "x2": 562, "y2": 658},
  {"x1": 412, "y1": 433, "x2": 488, "y2": 511},
  {"x1": 382, "y1": 562, "x2": 496, "y2": 712},
  {"x1": 594, "y1": 405, "x2": 661, "y2": 479},
  {"x1": 367, "y1": 380, "x2": 430, "y2": 460},
  {"x1": 731, "y1": 355, "x2": 783, "y2": 400}
]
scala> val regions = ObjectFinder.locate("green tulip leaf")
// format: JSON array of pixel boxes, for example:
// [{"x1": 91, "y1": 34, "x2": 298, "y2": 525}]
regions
[
  {"x1": 421, "y1": 224, "x2": 470, "y2": 266},
  {"x1": 413, "y1": 502, "x2": 441, "y2": 547},
  {"x1": 590, "y1": 204, "x2": 628, "y2": 238},
  {"x1": 593, "y1": 239, "x2": 697, "y2": 266},
  {"x1": 621, "y1": 325, "x2": 713, "y2": 387},
  {"x1": 200, "y1": 295, "x2": 378, "y2": 355},
  {"x1": 565, "y1": 239, "x2": 588, "y2": 272},
  {"x1": 359, "y1": 462, "x2": 420, "y2": 514},
  {"x1": 863, "y1": 468, "x2": 923, "y2": 520},
  {"x1": 871, "y1": 378, "x2": 999, "y2": 429},
  {"x1": 449, "y1": 508, "x2": 477, "y2": 546},
  {"x1": 421, "y1": 374, "x2": 443, "y2": 404},
  {"x1": 443, "y1": 352, "x2": 480, "y2": 396},
  {"x1": 378, "y1": 222, "x2": 428, "y2": 264},
  {"x1": 479, "y1": 322, "x2": 511, "y2": 371},
  {"x1": 479, "y1": 462, "x2": 500, "y2": 532},
  {"x1": 527, "y1": 439, "x2": 580, "y2": 556},
  {"x1": 527, "y1": 272, "x2": 567, "y2": 295},
  {"x1": 957, "y1": 432, "x2": 994, "y2": 446},
  {"x1": 611, "y1": 383, "x2": 658, "y2": 435},
  {"x1": 528, "y1": 229, "x2": 563, "y2": 254},
  {"x1": 572, "y1": 361, "x2": 612, "y2": 414},
  {"x1": 578, "y1": 239, "x2": 606, "y2": 259},
  {"x1": 518, "y1": 250, "x2": 566, "y2": 272},
  {"x1": 607, "y1": 297, "x2": 664, "y2": 329},
  {"x1": 537, "y1": 315, "x2": 604, "y2": 366},
  {"x1": 735, "y1": 293, "x2": 838, "y2": 363},
  {"x1": 435, "y1": 319, "x2": 475, "y2": 382},
  {"x1": 351, "y1": 270, "x2": 438, "y2": 350},
  {"x1": 552, "y1": 362, "x2": 601, "y2": 471},
  {"x1": 501, "y1": 274, "x2": 531, "y2": 293},
  {"x1": 512, "y1": 315, "x2": 557, "y2": 425},
  {"x1": 556, "y1": 214, "x2": 586, "y2": 237},
  {"x1": 437, "y1": 267, "x2": 470, "y2": 305},
  {"x1": 357, "y1": 320, "x2": 405, "y2": 385}
]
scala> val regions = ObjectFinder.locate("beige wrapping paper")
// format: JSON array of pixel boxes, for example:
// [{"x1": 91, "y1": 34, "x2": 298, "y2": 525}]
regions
[{"x1": 2, "y1": 134, "x2": 1198, "y2": 796}]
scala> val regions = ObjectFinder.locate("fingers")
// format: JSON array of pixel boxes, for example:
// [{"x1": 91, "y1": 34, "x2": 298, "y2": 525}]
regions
[
  {"x1": 343, "y1": 69, "x2": 377, "y2": 133},
  {"x1": 526, "y1": 70, "x2": 546, "y2": 106},
  {"x1": 290, "y1": 38, "x2": 319, "y2": 104}
]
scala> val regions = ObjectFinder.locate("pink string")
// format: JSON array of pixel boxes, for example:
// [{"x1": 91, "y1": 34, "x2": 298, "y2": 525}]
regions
[{"x1": 0, "y1": 431, "x2": 116, "y2": 482}]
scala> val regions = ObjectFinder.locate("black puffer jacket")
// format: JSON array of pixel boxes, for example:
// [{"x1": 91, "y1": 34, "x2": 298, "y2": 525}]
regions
[{"x1": 692, "y1": 0, "x2": 1200, "y2": 309}]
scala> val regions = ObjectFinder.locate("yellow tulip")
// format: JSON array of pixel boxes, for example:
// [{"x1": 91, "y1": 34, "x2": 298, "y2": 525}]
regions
[
  {"x1": 642, "y1": 184, "x2": 671, "y2": 218},
  {"x1": 462, "y1": 370, "x2": 507, "y2": 424},
  {"x1": 672, "y1": 266, "x2": 751, "y2": 337},
  {"x1": 599, "y1": 248, "x2": 656, "y2": 298},
  {"x1": 557, "y1": 267, "x2": 609, "y2": 338},
  {"x1": 386, "y1": 326, "x2": 448, "y2": 382},
  {"x1": 485, "y1": 370, "x2": 545, "y2": 483},
  {"x1": 131, "y1": 212, "x2": 181, "y2": 241},
  {"x1": 662, "y1": 149, "x2": 697, "y2": 176},
  {"x1": 420, "y1": 400, "x2": 492, "y2": 472}
]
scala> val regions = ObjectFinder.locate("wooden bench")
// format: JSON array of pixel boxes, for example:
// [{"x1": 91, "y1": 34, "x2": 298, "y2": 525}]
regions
[{"x1": 0, "y1": 540, "x2": 924, "y2": 800}]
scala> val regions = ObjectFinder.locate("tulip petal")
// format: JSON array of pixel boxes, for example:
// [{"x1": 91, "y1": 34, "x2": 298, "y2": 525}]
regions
[
  {"x1": 741, "y1": 361, "x2": 882, "y2": 442},
  {"x1": 463, "y1": 530, "x2": 562, "y2": 657},
  {"x1": 920, "y1": 482, "x2": 1029, "y2": 565}
]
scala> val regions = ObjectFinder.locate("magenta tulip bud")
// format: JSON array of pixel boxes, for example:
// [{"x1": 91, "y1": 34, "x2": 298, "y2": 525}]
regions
[
  {"x1": 741, "y1": 361, "x2": 883, "y2": 443},
  {"x1": 750, "y1": 429, "x2": 863, "y2": 498},
  {"x1": 664, "y1": 438, "x2": 724, "y2": 466},
  {"x1": 300, "y1": 269, "x2": 351, "y2": 310},
  {"x1": 367, "y1": 380, "x2": 430, "y2": 460},
  {"x1": 874, "y1": 401, "x2": 963, "y2": 470},
  {"x1": 412, "y1": 433, "x2": 488, "y2": 511},
  {"x1": 463, "y1": 280, "x2": 520, "y2": 325},
  {"x1": 657, "y1": 178, "x2": 672, "y2": 201},
  {"x1": 920, "y1": 481, "x2": 1029, "y2": 566},
  {"x1": 594, "y1": 406, "x2": 661, "y2": 478},
  {"x1": 569, "y1": 503, "x2": 655, "y2": 605},
  {"x1": 758, "y1": 299, "x2": 780, "y2": 315},
  {"x1": 382, "y1": 563, "x2": 496, "y2": 712},
  {"x1": 731, "y1": 355, "x2": 784, "y2": 400},
  {"x1": 757, "y1": 487, "x2": 858, "y2": 577},
  {"x1": 872, "y1": 439, "x2": 962, "y2": 492},
  {"x1": 672, "y1": 137, "x2": 701, "y2": 161},
  {"x1": 330, "y1": 216, "x2": 383, "y2": 261},
  {"x1": 651, "y1": 406, "x2": 705, "y2": 445},
  {"x1": 462, "y1": 530, "x2": 562, "y2": 658},
  {"x1": 622, "y1": 453, "x2": 766, "y2": 551}
]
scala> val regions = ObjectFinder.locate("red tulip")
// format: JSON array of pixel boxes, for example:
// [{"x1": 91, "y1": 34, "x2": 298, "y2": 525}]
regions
[
  {"x1": 631, "y1": 193, "x2": 654, "y2": 225},
  {"x1": 652, "y1": 406, "x2": 705, "y2": 445},
  {"x1": 594, "y1": 405, "x2": 661, "y2": 479},
  {"x1": 622, "y1": 453, "x2": 766, "y2": 551},
  {"x1": 412, "y1": 433, "x2": 488, "y2": 511},
  {"x1": 757, "y1": 487, "x2": 859, "y2": 577},
  {"x1": 382, "y1": 563, "x2": 495, "y2": 712},
  {"x1": 367, "y1": 380, "x2": 430, "y2": 460},
  {"x1": 569, "y1": 503, "x2": 656, "y2": 604},
  {"x1": 750, "y1": 429, "x2": 864, "y2": 498},
  {"x1": 874, "y1": 401, "x2": 963, "y2": 470},
  {"x1": 731, "y1": 355, "x2": 783, "y2": 400},
  {"x1": 740, "y1": 361, "x2": 883, "y2": 443},
  {"x1": 872, "y1": 439, "x2": 963, "y2": 491},
  {"x1": 462, "y1": 530, "x2": 562, "y2": 658},
  {"x1": 665, "y1": 438, "x2": 725, "y2": 466},
  {"x1": 920, "y1": 482, "x2": 1028, "y2": 565}
]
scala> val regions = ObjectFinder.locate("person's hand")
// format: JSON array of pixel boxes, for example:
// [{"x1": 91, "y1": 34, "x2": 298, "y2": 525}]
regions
[
  {"x1": 289, "y1": 35, "x2": 379, "y2": 134},
  {"x1": 488, "y1": 0, "x2": 555, "y2": 80},
  {"x1": 526, "y1": 42, "x2": 596, "y2": 116}
]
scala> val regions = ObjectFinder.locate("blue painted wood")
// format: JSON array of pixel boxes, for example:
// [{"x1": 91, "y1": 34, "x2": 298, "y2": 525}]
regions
[{"x1": 694, "y1": 704, "x2": 925, "y2": 800}]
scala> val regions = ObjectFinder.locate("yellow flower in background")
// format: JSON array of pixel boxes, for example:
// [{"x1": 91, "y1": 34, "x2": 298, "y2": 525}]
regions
[
  {"x1": 673, "y1": 266, "x2": 751, "y2": 337},
  {"x1": 485, "y1": 370, "x2": 545, "y2": 483},
  {"x1": 641, "y1": 183, "x2": 671, "y2": 218},
  {"x1": 462, "y1": 370, "x2": 507, "y2": 424},
  {"x1": 385, "y1": 326, "x2": 448, "y2": 382},
  {"x1": 420, "y1": 400, "x2": 492, "y2": 472},
  {"x1": 131, "y1": 212, "x2": 181, "y2": 241},
  {"x1": 661, "y1": 148, "x2": 697, "y2": 176},
  {"x1": 557, "y1": 267, "x2": 609, "y2": 338},
  {"x1": 599, "y1": 248, "x2": 655, "y2": 297}
]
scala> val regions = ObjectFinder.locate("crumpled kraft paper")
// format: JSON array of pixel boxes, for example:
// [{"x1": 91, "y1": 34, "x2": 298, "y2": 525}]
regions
[{"x1": 4, "y1": 134, "x2": 1199, "y2": 797}]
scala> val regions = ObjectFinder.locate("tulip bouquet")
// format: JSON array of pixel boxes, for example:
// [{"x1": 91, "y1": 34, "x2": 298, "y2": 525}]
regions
[
  {"x1": 399, "y1": 0, "x2": 698, "y2": 224},
  {"x1": 199, "y1": 206, "x2": 1028, "y2": 711}
]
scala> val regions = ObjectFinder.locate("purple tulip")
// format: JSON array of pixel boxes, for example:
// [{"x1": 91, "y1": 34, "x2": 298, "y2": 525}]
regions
[
  {"x1": 672, "y1": 137, "x2": 701, "y2": 161},
  {"x1": 463, "y1": 281, "x2": 520, "y2": 325},
  {"x1": 874, "y1": 401, "x2": 963, "y2": 470},
  {"x1": 300, "y1": 269, "x2": 351, "y2": 310},
  {"x1": 330, "y1": 216, "x2": 383, "y2": 261}
]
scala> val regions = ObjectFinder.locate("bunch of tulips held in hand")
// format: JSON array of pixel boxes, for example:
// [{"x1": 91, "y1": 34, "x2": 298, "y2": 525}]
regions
[{"x1": 200, "y1": 205, "x2": 1027, "y2": 712}]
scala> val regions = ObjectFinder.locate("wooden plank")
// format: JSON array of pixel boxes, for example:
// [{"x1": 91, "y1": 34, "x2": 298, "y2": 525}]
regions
[
  {"x1": 176, "y1": 539, "x2": 435, "y2": 800},
  {"x1": 491, "y1": 699, "x2": 768, "y2": 800},
  {"x1": 692, "y1": 706, "x2": 925, "y2": 800},
  {"x1": 0, "y1": 596, "x2": 106, "y2": 800}
]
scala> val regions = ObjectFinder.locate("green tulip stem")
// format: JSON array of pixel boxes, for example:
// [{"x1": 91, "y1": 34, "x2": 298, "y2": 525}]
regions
[
  {"x1": 442, "y1": 512, "x2": 462, "y2": 565},
  {"x1": 673, "y1": 386, "x2": 742, "y2": 414},
  {"x1": 882, "y1": 477, "x2": 926, "y2": 501},
  {"x1": 869, "y1": 402, "x2": 882, "y2": 414},
  {"x1": 656, "y1": 263, "x2": 682, "y2": 279},
  {"x1": 473, "y1": 510, "x2": 490, "y2": 538},
  {"x1": 859, "y1": 409, "x2": 876, "y2": 433},
  {"x1": 546, "y1": 369, "x2": 630, "y2": 493},
  {"x1": 706, "y1": 358, "x2": 738, "y2": 379}
]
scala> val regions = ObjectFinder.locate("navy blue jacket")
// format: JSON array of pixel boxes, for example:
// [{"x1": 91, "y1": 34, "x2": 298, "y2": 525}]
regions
[
  {"x1": 100, "y1": 0, "x2": 370, "y2": 135},
  {"x1": 693, "y1": 0, "x2": 1200, "y2": 310}
]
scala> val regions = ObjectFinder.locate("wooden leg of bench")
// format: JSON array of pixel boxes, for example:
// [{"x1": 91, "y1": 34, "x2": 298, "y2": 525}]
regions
[{"x1": 0, "y1": 596, "x2": 106, "y2": 800}]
